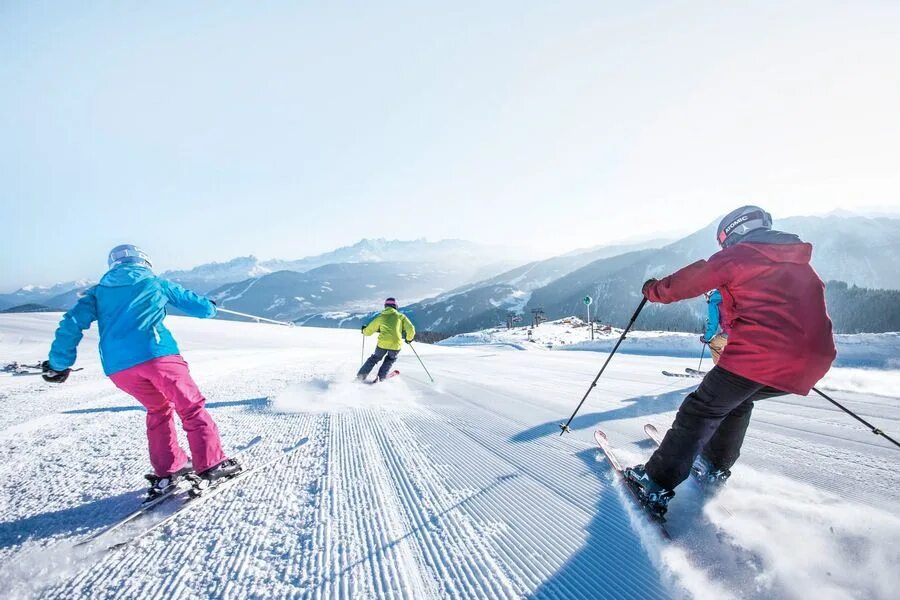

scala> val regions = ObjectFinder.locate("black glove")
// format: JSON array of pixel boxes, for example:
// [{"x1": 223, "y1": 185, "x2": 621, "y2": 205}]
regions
[
  {"x1": 41, "y1": 360, "x2": 71, "y2": 384},
  {"x1": 641, "y1": 278, "x2": 658, "y2": 297},
  {"x1": 700, "y1": 336, "x2": 709, "y2": 344},
  {"x1": 360, "y1": 325, "x2": 366, "y2": 333}
]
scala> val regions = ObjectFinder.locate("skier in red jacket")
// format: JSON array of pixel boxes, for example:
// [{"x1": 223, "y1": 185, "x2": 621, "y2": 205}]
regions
[{"x1": 624, "y1": 205, "x2": 836, "y2": 517}]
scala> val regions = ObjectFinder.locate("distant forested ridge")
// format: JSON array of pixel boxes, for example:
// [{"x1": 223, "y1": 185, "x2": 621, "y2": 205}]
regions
[{"x1": 824, "y1": 281, "x2": 900, "y2": 333}]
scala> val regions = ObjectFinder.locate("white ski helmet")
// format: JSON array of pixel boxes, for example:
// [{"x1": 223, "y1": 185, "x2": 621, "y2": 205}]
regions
[
  {"x1": 716, "y1": 206, "x2": 773, "y2": 249},
  {"x1": 108, "y1": 244, "x2": 153, "y2": 269}
]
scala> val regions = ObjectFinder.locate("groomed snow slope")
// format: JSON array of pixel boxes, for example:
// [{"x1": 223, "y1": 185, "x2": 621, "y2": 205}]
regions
[{"x1": 1, "y1": 314, "x2": 898, "y2": 599}]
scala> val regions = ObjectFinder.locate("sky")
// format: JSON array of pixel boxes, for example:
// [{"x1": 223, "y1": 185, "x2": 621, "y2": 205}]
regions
[{"x1": 1, "y1": 1, "x2": 899, "y2": 290}]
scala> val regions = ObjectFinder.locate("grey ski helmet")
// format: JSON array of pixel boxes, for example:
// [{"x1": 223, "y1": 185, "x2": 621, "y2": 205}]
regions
[
  {"x1": 716, "y1": 206, "x2": 773, "y2": 248},
  {"x1": 108, "y1": 244, "x2": 153, "y2": 269}
]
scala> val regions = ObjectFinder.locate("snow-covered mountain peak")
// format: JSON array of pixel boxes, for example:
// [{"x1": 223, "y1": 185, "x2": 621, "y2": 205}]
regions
[
  {"x1": 168, "y1": 238, "x2": 524, "y2": 295},
  {"x1": 161, "y1": 256, "x2": 273, "y2": 292},
  {"x1": 11, "y1": 279, "x2": 94, "y2": 297}
]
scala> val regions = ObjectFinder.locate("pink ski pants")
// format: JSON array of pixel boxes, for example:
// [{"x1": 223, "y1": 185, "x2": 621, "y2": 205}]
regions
[{"x1": 109, "y1": 355, "x2": 226, "y2": 476}]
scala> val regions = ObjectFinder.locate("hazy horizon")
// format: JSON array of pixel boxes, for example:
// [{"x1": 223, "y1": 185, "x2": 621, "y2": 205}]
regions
[
  {"x1": 5, "y1": 205, "x2": 899, "y2": 293},
  {"x1": 3, "y1": 2, "x2": 899, "y2": 289}
]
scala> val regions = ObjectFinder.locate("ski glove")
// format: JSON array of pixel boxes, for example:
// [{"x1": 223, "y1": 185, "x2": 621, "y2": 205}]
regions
[
  {"x1": 641, "y1": 278, "x2": 658, "y2": 298},
  {"x1": 41, "y1": 360, "x2": 70, "y2": 384}
]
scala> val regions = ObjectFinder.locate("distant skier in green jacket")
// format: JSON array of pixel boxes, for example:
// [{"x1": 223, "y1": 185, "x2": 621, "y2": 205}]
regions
[{"x1": 357, "y1": 298, "x2": 416, "y2": 382}]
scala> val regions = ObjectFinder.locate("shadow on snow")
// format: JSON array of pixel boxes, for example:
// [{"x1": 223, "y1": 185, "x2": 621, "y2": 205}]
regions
[
  {"x1": 516, "y1": 418, "x2": 767, "y2": 598},
  {"x1": 510, "y1": 388, "x2": 690, "y2": 443},
  {"x1": 0, "y1": 490, "x2": 144, "y2": 549},
  {"x1": 527, "y1": 448, "x2": 668, "y2": 599}
]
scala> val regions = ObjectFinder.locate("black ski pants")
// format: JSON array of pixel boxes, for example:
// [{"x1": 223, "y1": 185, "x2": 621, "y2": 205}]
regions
[
  {"x1": 357, "y1": 346, "x2": 399, "y2": 380},
  {"x1": 645, "y1": 366, "x2": 786, "y2": 491}
]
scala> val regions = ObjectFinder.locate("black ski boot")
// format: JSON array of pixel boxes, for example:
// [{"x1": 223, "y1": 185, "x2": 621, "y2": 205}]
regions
[
  {"x1": 143, "y1": 463, "x2": 193, "y2": 504},
  {"x1": 623, "y1": 464, "x2": 675, "y2": 519},
  {"x1": 189, "y1": 458, "x2": 243, "y2": 497},
  {"x1": 691, "y1": 455, "x2": 731, "y2": 487}
]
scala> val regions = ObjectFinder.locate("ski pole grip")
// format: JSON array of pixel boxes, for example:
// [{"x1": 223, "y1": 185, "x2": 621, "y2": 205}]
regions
[{"x1": 629, "y1": 296, "x2": 649, "y2": 325}]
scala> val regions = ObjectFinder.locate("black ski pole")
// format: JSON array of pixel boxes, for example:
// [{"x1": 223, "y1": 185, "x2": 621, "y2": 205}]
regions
[
  {"x1": 408, "y1": 341, "x2": 435, "y2": 383},
  {"x1": 559, "y1": 297, "x2": 648, "y2": 435},
  {"x1": 361, "y1": 335, "x2": 365, "y2": 364},
  {"x1": 812, "y1": 387, "x2": 899, "y2": 449},
  {"x1": 697, "y1": 342, "x2": 706, "y2": 372}
]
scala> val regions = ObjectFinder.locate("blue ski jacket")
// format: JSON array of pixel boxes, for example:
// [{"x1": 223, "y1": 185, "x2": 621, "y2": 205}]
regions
[
  {"x1": 703, "y1": 289, "x2": 725, "y2": 342},
  {"x1": 48, "y1": 264, "x2": 217, "y2": 376}
]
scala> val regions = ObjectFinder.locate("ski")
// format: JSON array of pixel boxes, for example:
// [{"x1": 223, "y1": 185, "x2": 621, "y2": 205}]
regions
[
  {"x1": 73, "y1": 475, "x2": 193, "y2": 547},
  {"x1": 661, "y1": 370, "x2": 696, "y2": 378},
  {"x1": 107, "y1": 437, "x2": 309, "y2": 551},
  {"x1": 2, "y1": 361, "x2": 42, "y2": 374},
  {"x1": 363, "y1": 369, "x2": 400, "y2": 385},
  {"x1": 2, "y1": 362, "x2": 83, "y2": 376},
  {"x1": 74, "y1": 436, "x2": 264, "y2": 548},
  {"x1": 594, "y1": 430, "x2": 671, "y2": 539},
  {"x1": 685, "y1": 368, "x2": 707, "y2": 377},
  {"x1": 643, "y1": 423, "x2": 664, "y2": 446}
]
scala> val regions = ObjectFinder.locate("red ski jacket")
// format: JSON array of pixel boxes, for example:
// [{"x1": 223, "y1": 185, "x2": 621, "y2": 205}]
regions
[{"x1": 645, "y1": 232, "x2": 836, "y2": 395}]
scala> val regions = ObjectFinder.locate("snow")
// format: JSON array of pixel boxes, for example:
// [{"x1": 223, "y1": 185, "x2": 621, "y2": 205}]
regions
[
  {"x1": 316, "y1": 311, "x2": 352, "y2": 319},
  {"x1": 439, "y1": 316, "x2": 592, "y2": 350},
  {"x1": 441, "y1": 318, "x2": 900, "y2": 370},
  {"x1": 1, "y1": 313, "x2": 898, "y2": 599},
  {"x1": 265, "y1": 297, "x2": 286, "y2": 311},
  {"x1": 162, "y1": 256, "x2": 272, "y2": 287},
  {"x1": 6, "y1": 280, "x2": 94, "y2": 299},
  {"x1": 818, "y1": 367, "x2": 900, "y2": 398},
  {"x1": 214, "y1": 277, "x2": 260, "y2": 303},
  {"x1": 488, "y1": 290, "x2": 532, "y2": 313},
  {"x1": 506, "y1": 290, "x2": 531, "y2": 313},
  {"x1": 270, "y1": 376, "x2": 419, "y2": 414}
]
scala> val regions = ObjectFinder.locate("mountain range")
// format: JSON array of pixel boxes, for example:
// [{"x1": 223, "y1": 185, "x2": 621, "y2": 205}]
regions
[
  {"x1": 162, "y1": 238, "x2": 524, "y2": 293},
  {"x1": 3, "y1": 215, "x2": 898, "y2": 336},
  {"x1": 0, "y1": 239, "x2": 524, "y2": 316},
  {"x1": 0, "y1": 280, "x2": 94, "y2": 312},
  {"x1": 207, "y1": 261, "x2": 500, "y2": 321},
  {"x1": 380, "y1": 215, "x2": 900, "y2": 335},
  {"x1": 523, "y1": 215, "x2": 900, "y2": 330}
]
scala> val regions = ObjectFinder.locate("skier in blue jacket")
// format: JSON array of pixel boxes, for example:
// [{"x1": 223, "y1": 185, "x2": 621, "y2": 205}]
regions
[
  {"x1": 43, "y1": 245, "x2": 241, "y2": 499},
  {"x1": 703, "y1": 289, "x2": 728, "y2": 364}
]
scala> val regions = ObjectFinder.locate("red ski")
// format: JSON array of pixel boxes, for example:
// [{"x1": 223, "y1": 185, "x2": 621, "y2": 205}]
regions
[
  {"x1": 594, "y1": 430, "x2": 671, "y2": 539},
  {"x1": 363, "y1": 370, "x2": 400, "y2": 385}
]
